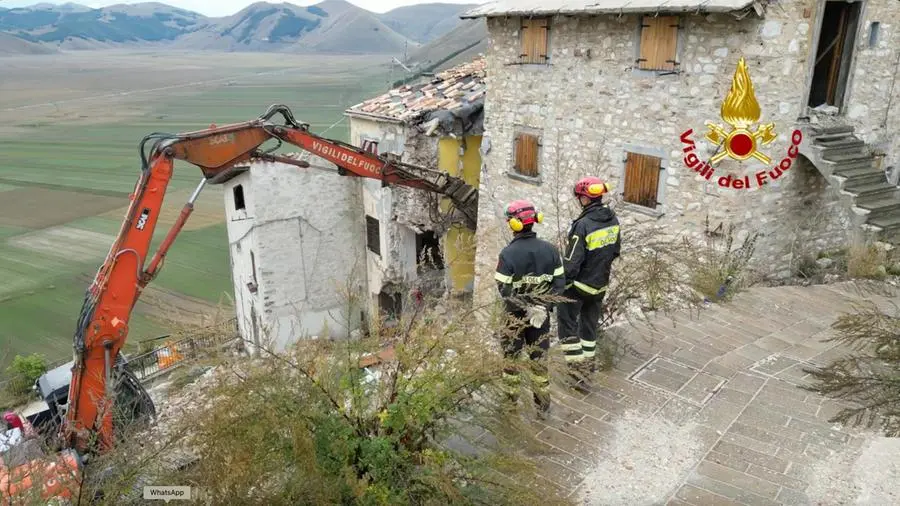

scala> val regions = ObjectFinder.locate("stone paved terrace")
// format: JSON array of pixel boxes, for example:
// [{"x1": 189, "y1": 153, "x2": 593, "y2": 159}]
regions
[{"x1": 467, "y1": 282, "x2": 900, "y2": 505}]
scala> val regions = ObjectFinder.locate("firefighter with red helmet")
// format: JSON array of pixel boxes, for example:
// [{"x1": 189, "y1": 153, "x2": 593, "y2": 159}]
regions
[
  {"x1": 558, "y1": 177, "x2": 621, "y2": 393},
  {"x1": 494, "y1": 199, "x2": 565, "y2": 417}
]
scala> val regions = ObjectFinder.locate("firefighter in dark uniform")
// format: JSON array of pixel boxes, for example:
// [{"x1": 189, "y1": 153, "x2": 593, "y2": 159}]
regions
[
  {"x1": 558, "y1": 177, "x2": 621, "y2": 393},
  {"x1": 494, "y1": 199, "x2": 565, "y2": 416}
]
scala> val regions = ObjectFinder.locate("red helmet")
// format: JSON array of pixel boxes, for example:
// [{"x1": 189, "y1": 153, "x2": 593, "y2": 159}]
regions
[
  {"x1": 505, "y1": 199, "x2": 538, "y2": 224},
  {"x1": 505, "y1": 199, "x2": 543, "y2": 231},
  {"x1": 574, "y1": 176, "x2": 611, "y2": 199}
]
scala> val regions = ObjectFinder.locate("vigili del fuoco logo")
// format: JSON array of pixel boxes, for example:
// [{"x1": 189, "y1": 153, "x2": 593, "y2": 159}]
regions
[{"x1": 679, "y1": 57, "x2": 803, "y2": 190}]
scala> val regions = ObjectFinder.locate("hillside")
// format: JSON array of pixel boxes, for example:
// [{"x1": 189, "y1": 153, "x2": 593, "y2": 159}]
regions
[
  {"x1": 170, "y1": 2, "x2": 327, "y2": 51},
  {"x1": 0, "y1": 31, "x2": 57, "y2": 55},
  {"x1": 0, "y1": 3, "x2": 206, "y2": 47},
  {"x1": 0, "y1": 1, "x2": 474, "y2": 57},
  {"x1": 175, "y1": 0, "x2": 414, "y2": 54},
  {"x1": 406, "y1": 18, "x2": 487, "y2": 72},
  {"x1": 378, "y1": 3, "x2": 476, "y2": 43}
]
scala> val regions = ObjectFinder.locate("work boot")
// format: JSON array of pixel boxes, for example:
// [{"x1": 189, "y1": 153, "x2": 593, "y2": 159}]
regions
[
  {"x1": 533, "y1": 392, "x2": 551, "y2": 420},
  {"x1": 567, "y1": 363, "x2": 592, "y2": 395}
]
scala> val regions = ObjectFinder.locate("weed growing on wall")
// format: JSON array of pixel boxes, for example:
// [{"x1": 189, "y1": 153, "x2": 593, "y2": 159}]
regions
[{"x1": 682, "y1": 219, "x2": 760, "y2": 303}]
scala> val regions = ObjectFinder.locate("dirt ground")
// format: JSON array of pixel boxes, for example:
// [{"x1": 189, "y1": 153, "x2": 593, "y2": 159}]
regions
[
  {"x1": 0, "y1": 187, "x2": 126, "y2": 229},
  {"x1": 99, "y1": 185, "x2": 226, "y2": 232},
  {"x1": 0, "y1": 50, "x2": 384, "y2": 127},
  {"x1": 8, "y1": 225, "x2": 116, "y2": 263},
  {"x1": 134, "y1": 284, "x2": 228, "y2": 329}
]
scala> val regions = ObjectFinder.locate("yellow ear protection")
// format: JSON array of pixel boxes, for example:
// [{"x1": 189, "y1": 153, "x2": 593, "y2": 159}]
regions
[
  {"x1": 587, "y1": 182, "x2": 612, "y2": 197},
  {"x1": 507, "y1": 207, "x2": 543, "y2": 232}
]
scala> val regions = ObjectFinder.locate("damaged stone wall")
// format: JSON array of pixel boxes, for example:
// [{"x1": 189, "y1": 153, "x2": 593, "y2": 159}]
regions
[
  {"x1": 349, "y1": 116, "x2": 446, "y2": 319},
  {"x1": 473, "y1": 1, "x2": 900, "y2": 305},
  {"x1": 393, "y1": 129, "x2": 448, "y2": 235},
  {"x1": 223, "y1": 156, "x2": 365, "y2": 352}
]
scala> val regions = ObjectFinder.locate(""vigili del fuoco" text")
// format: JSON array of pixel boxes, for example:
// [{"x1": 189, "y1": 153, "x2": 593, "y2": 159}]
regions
[{"x1": 679, "y1": 128, "x2": 804, "y2": 190}]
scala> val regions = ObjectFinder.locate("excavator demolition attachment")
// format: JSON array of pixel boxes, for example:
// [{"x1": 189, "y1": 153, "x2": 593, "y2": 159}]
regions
[{"x1": 0, "y1": 104, "x2": 479, "y2": 504}]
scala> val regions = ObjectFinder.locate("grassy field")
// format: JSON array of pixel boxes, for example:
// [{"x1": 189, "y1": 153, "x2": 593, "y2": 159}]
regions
[{"x1": 0, "y1": 50, "x2": 391, "y2": 369}]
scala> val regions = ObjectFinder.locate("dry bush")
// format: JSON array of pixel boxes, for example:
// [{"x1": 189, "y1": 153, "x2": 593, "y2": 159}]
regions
[
  {"x1": 679, "y1": 220, "x2": 760, "y2": 302},
  {"x1": 802, "y1": 297, "x2": 900, "y2": 436},
  {"x1": 77, "y1": 296, "x2": 573, "y2": 506},
  {"x1": 847, "y1": 240, "x2": 890, "y2": 280}
]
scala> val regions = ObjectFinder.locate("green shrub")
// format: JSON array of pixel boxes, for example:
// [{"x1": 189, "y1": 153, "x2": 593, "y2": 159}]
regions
[{"x1": 4, "y1": 353, "x2": 48, "y2": 397}]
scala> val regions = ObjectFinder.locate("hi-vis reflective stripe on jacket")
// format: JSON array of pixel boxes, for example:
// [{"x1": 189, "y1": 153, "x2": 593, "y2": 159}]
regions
[
  {"x1": 562, "y1": 201, "x2": 621, "y2": 296},
  {"x1": 563, "y1": 280, "x2": 607, "y2": 295},
  {"x1": 585, "y1": 225, "x2": 620, "y2": 251},
  {"x1": 494, "y1": 231, "x2": 566, "y2": 313},
  {"x1": 495, "y1": 267, "x2": 564, "y2": 288}
]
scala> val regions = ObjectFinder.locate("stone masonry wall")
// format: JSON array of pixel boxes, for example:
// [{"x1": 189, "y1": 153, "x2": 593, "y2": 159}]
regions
[
  {"x1": 473, "y1": 0, "x2": 900, "y2": 306},
  {"x1": 235, "y1": 158, "x2": 365, "y2": 351},
  {"x1": 825, "y1": 0, "x2": 900, "y2": 158},
  {"x1": 349, "y1": 116, "x2": 445, "y2": 319}
]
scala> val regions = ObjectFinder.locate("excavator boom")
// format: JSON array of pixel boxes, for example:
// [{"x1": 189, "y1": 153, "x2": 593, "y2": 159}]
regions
[{"x1": 63, "y1": 104, "x2": 478, "y2": 453}]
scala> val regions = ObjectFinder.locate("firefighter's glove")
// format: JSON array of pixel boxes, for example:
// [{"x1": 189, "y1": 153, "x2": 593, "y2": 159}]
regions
[{"x1": 525, "y1": 305, "x2": 548, "y2": 328}]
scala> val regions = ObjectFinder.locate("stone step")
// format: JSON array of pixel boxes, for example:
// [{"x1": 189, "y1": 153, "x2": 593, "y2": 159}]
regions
[
  {"x1": 857, "y1": 195, "x2": 900, "y2": 217},
  {"x1": 812, "y1": 136, "x2": 865, "y2": 149},
  {"x1": 845, "y1": 180, "x2": 897, "y2": 197},
  {"x1": 823, "y1": 152, "x2": 874, "y2": 164},
  {"x1": 834, "y1": 166, "x2": 886, "y2": 186},
  {"x1": 877, "y1": 222, "x2": 900, "y2": 244},
  {"x1": 810, "y1": 124, "x2": 855, "y2": 135},
  {"x1": 819, "y1": 144, "x2": 868, "y2": 158},
  {"x1": 811, "y1": 131, "x2": 856, "y2": 143},
  {"x1": 832, "y1": 158, "x2": 875, "y2": 174},
  {"x1": 868, "y1": 213, "x2": 900, "y2": 229}
]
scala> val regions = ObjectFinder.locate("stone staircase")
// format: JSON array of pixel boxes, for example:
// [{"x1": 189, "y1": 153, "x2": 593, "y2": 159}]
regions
[{"x1": 800, "y1": 124, "x2": 900, "y2": 244}]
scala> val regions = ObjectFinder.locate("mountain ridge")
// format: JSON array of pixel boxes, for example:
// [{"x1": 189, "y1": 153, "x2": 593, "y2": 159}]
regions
[{"x1": 0, "y1": 1, "x2": 481, "y2": 56}]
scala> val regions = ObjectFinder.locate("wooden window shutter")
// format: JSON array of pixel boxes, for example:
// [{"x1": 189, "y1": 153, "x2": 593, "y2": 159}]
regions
[
  {"x1": 638, "y1": 16, "x2": 679, "y2": 71},
  {"x1": 365, "y1": 215, "x2": 381, "y2": 256},
  {"x1": 520, "y1": 17, "x2": 549, "y2": 64},
  {"x1": 623, "y1": 152, "x2": 661, "y2": 208},
  {"x1": 514, "y1": 133, "x2": 540, "y2": 177}
]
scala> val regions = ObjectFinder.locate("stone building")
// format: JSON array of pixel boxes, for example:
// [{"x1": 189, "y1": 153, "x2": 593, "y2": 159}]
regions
[
  {"x1": 222, "y1": 156, "x2": 365, "y2": 353},
  {"x1": 345, "y1": 57, "x2": 486, "y2": 319},
  {"x1": 461, "y1": 0, "x2": 900, "y2": 305},
  {"x1": 220, "y1": 58, "x2": 487, "y2": 349}
]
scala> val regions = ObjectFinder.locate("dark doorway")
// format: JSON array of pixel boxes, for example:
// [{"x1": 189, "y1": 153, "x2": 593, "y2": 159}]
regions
[
  {"x1": 378, "y1": 290, "x2": 402, "y2": 321},
  {"x1": 807, "y1": 1, "x2": 862, "y2": 110},
  {"x1": 415, "y1": 231, "x2": 444, "y2": 272}
]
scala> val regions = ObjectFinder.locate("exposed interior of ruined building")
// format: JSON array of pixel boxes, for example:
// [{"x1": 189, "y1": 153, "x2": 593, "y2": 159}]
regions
[
  {"x1": 807, "y1": 0, "x2": 863, "y2": 112},
  {"x1": 346, "y1": 56, "x2": 487, "y2": 317}
]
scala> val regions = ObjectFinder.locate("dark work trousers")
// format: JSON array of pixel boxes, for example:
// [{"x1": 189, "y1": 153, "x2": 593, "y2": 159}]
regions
[
  {"x1": 557, "y1": 287, "x2": 605, "y2": 367},
  {"x1": 500, "y1": 311, "x2": 551, "y2": 407}
]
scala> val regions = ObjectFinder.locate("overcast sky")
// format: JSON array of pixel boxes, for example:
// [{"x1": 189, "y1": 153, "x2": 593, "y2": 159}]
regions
[{"x1": 0, "y1": 0, "x2": 478, "y2": 16}]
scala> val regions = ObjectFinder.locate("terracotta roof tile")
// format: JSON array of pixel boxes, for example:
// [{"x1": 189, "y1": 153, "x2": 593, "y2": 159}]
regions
[{"x1": 346, "y1": 56, "x2": 486, "y2": 122}]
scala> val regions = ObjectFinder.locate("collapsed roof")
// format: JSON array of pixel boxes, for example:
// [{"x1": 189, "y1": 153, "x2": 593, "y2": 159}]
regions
[{"x1": 345, "y1": 57, "x2": 486, "y2": 138}]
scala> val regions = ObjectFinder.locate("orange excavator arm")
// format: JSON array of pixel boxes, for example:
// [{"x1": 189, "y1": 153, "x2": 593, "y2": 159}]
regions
[{"x1": 64, "y1": 104, "x2": 478, "y2": 452}]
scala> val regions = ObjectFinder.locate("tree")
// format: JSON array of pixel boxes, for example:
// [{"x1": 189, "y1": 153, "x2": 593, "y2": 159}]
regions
[{"x1": 802, "y1": 298, "x2": 900, "y2": 436}]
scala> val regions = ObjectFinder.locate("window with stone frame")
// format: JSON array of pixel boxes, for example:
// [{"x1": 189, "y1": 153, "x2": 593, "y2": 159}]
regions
[
  {"x1": 519, "y1": 17, "x2": 550, "y2": 64},
  {"x1": 365, "y1": 215, "x2": 381, "y2": 256},
  {"x1": 513, "y1": 132, "x2": 541, "y2": 177},
  {"x1": 637, "y1": 15, "x2": 680, "y2": 71},
  {"x1": 623, "y1": 151, "x2": 662, "y2": 209}
]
